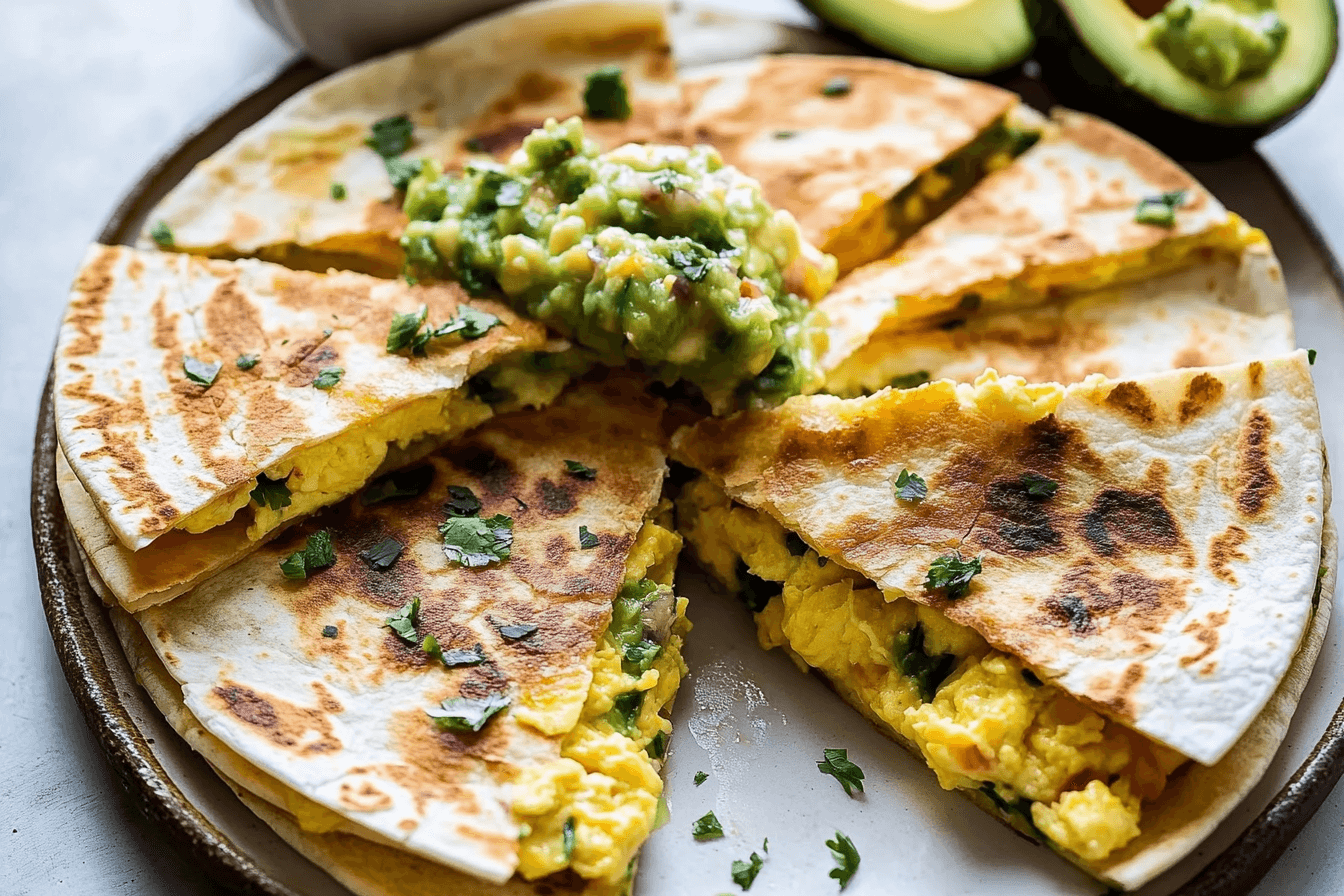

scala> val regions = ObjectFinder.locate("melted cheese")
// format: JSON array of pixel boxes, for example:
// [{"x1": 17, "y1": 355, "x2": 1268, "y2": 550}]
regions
[{"x1": 679, "y1": 477, "x2": 1186, "y2": 863}]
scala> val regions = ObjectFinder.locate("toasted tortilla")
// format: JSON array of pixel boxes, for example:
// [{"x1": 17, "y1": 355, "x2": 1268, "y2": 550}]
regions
[
  {"x1": 140, "y1": 0, "x2": 681, "y2": 277},
  {"x1": 128, "y1": 379, "x2": 670, "y2": 884},
  {"x1": 54, "y1": 244, "x2": 547, "y2": 608},
  {"x1": 672, "y1": 352, "x2": 1325, "y2": 767},
  {"x1": 677, "y1": 54, "x2": 1020, "y2": 271},
  {"x1": 825, "y1": 244, "x2": 1293, "y2": 396},
  {"x1": 817, "y1": 109, "x2": 1254, "y2": 373}
]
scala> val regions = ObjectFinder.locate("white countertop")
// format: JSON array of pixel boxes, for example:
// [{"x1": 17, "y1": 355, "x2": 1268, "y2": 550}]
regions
[{"x1": 3, "y1": 1, "x2": 1343, "y2": 893}]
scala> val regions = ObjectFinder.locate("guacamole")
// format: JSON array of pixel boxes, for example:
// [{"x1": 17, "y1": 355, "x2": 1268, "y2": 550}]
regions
[
  {"x1": 1148, "y1": 0, "x2": 1288, "y2": 89},
  {"x1": 400, "y1": 117, "x2": 832, "y2": 408}
]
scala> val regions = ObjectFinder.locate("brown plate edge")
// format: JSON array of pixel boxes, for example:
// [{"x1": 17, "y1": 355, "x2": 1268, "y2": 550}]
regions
[{"x1": 27, "y1": 38, "x2": 1344, "y2": 896}]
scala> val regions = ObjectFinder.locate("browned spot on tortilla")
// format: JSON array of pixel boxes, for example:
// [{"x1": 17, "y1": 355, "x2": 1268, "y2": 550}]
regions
[
  {"x1": 463, "y1": 120, "x2": 545, "y2": 158},
  {"x1": 1179, "y1": 372, "x2": 1224, "y2": 423},
  {"x1": 1040, "y1": 565, "x2": 1185, "y2": 638},
  {"x1": 63, "y1": 246, "x2": 118, "y2": 357},
  {"x1": 338, "y1": 780, "x2": 394, "y2": 813},
  {"x1": 534, "y1": 478, "x2": 576, "y2": 517},
  {"x1": 1248, "y1": 360, "x2": 1264, "y2": 391},
  {"x1": 1091, "y1": 663, "x2": 1146, "y2": 721},
  {"x1": 488, "y1": 71, "x2": 568, "y2": 118},
  {"x1": 1104, "y1": 381, "x2": 1157, "y2": 424},
  {"x1": 209, "y1": 681, "x2": 342, "y2": 755},
  {"x1": 456, "y1": 444, "x2": 518, "y2": 496},
  {"x1": 1081, "y1": 488, "x2": 1187, "y2": 558},
  {"x1": 1235, "y1": 408, "x2": 1279, "y2": 517},
  {"x1": 225, "y1": 212, "x2": 264, "y2": 246},
  {"x1": 1208, "y1": 526, "x2": 1249, "y2": 584},
  {"x1": 203, "y1": 276, "x2": 266, "y2": 357},
  {"x1": 238, "y1": 385, "x2": 306, "y2": 457},
  {"x1": 397, "y1": 819, "x2": 417, "y2": 832},
  {"x1": 1180, "y1": 611, "x2": 1229, "y2": 668}
]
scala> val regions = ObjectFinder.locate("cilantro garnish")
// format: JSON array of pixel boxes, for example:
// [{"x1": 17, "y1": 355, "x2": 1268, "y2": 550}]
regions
[
  {"x1": 425, "y1": 692, "x2": 510, "y2": 733},
  {"x1": 362, "y1": 465, "x2": 434, "y2": 505},
  {"x1": 691, "y1": 811, "x2": 724, "y2": 841},
  {"x1": 279, "y1": 529, "x2": 336, "y2": 580},
  {"x1": 249, "y1": 474, "x2": 291, "y2": 511},
  {"x1": 821, "y1": 76, "x2": 852, "y2": 97},
  {"x1": 439, "y1": 514, "x2": 513, "y2": 567},
  {"x1": 583, "y1": 66, "x2": 631, "y2": 120},
  {"x1": 387, "y1": 304, "x2": 500, "y2": 355},
  {"x1": 826, "y1": 831, "x2": 860, "y2": 889},
  {"x1": 648, "y1": 730, "x2": 667, "y2": 759},
  {"x1": 669, "y1": 247, "x2": 712, "y2": 282},
  {"x1": 1134, "y1": 190, "x2": 1186, "y2": 227},
  {"x1": 924, "y1": 554, "x2": 982, "y2": 599},
  {"x1": 773, "y1": 130, "x2": 797, "y2": 139},
  {"x1": 495, "y1": 621, "x2": 538, "y2": 641},
  {"x1": 579, "y1": 525, "x2": 599, "y2": 549},
  {"x1": 606, "y1": 691, "x2": 643, "y2": 735},
  {"x1": 564, "y1": 459, "x2": 597, "y2": 480},
  {"x1": 1309, "y1": 348, "x2": 1318, "y2": 365},
  {"x1": 150, "y1": 220, "x2": 174, "y2": 248},
  {"x1": 329, "y1": 182, "x2": 347, "y2": 201},
  {"x1": 444, "y1": 485, "x2": 483, "y2": 518},
  {"x1": 366, "y1": 114, "x2": 414, "y2": 158},
  {"x1": 889, "y1": 370, "x2": 930, "y2": 389},
  {"x1": 422, "y1": 638, "x2": 487, "y2": 668},
  {"x1": 816, "y1": 748, "x2": 865, "y2": 796},
  {"x1": 622, "y1": 640, "x2": 662, "y2": 675},
  {"x1": 1019, "y1": 473, "x2": 1058, "y2": 499},
  {"x1": 182, "y1": 355, "x2": 221, "y2": 388},
  {"x1": 386, "y1": 305, "x2": 428, "y2": 352},
  {"x1": 694, "y1": 771, "x2": 708, "y2": 786},
  {"x1": 235, "y1": 353, "x2": 260, "y2": 370},
  {"x1": 894, "y1": 469, "x2": 927, "y2": 503},
  {"x1": 358, "y1": 537, "x2": 403, "y2": 570},
  {"x1": 312, "y1": 366, "x2": 344, "y2": 390},
  {"x1": 893, "y1": 622, "x2": 957, "y2": 702},
  {"x1": 732, "y1": 850, "x2": 765, "y2": 890},
  {"x1": 321, "y1": 625, "x2": 338, "y2": 638},
  {"x1": 383, "y1": 597, "x2": 420, "y2": 645}
]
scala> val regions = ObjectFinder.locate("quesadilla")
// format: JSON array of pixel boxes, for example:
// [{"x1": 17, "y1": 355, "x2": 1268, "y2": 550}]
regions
[
  {"x1": 55, "y1": 244, "x2": 557, "y2": 610},
  {"x1": 825, "y1": 243, "x2": 1293, "y2": 396},
  {"x1": 119, "y1": 379, "x2": 685, "y2": 893},
  {"x1": 672, "y1": 352, "x2": 1331, "y2": 888},
  {"x1": 140, "y1": 0, "x2": 681, "y2": 278},
  {"x1": 817, "y1": 109, "x2": 1268, "y2": 374},
  {"x1": 677, "y1": 54, "x2": 1038, "y2": 274}
]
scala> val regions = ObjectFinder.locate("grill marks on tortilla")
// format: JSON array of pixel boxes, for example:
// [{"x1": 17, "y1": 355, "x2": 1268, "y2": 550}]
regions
[
  {"x1": 1105, "y1": 381, "x2": 1158, "y2": 423},
  {"x1": 63, "y1": 245, "x2": 117, "y2": 358},
  {"x1": 1208, "y1": 525, "x2": 1250, "y2": 585},
  {"x1": 210, "y1": 680, "x2": 343, "y2": 755},
  {"x1": 202, "y1": 275, "x2": 267, "y2": 359},
  {"x1": 1236, "y1": 408, "x2": 1280, "y2": 517},
  {"x1": 1180, "y1": 610, "x2": 1229, "y2": 672},
  {"x1": 1178, "y1": 372, "x2": 1225, "y2": 423}
]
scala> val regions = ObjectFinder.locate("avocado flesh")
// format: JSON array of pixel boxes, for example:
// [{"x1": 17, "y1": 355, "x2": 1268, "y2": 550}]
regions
[{"x1": 802, "y1": 0, "x2": 1034, "y2": 75}]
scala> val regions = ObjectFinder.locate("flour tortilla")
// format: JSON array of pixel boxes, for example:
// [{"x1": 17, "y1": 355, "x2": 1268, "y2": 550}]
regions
[
  {"x1": 673, "y1": 352, "x2": 1325, "y2": 767},
  {"x1": 817, "y1": 109, "x2": 1244, "y2": 372},
  {"x1": 140, "y1": 0, "x2": 681, "y2": 277},
  {"x1": 825, "y1": 244, "x2": 1292, "y2": 396},
  {"x1": 130, "y1": 379, "x2": 669, "y2": 884}
]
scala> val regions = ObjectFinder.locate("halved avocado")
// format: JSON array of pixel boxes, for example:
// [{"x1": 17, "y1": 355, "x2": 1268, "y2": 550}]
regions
[
  {"x1": 1035, "y1": 0, "x2": 1338, "y2": 159},
  {"x1": 802, "y1": 0, "x2": 1036, "y2": 75}
]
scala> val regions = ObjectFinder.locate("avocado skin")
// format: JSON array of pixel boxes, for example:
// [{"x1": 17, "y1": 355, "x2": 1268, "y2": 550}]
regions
[{"x1": 1032, "y1": 0, "x2": 1337, "y2": 161}]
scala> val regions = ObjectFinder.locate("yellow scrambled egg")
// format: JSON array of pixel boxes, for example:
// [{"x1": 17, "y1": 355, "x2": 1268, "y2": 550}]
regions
[
  {"x1": 513, "y1": 502, "x2": 688, "y2": 892},
  {"x1": 678, "y1": 477, "x2": 1186, "y2": 863}
]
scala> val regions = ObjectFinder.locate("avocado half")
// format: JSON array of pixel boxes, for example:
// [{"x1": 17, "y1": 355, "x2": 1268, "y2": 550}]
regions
[
  {"x1": 1034, "y1": 0, "x2": 1338, "y2": 159},
  {"x1": 802, "y1": 0, "x2": 1036, "y2": 75}
]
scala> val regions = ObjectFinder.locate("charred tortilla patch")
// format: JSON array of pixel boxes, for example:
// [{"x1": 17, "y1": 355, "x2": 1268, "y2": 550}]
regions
[
  {"x1": 1181, "y1": 610, "x2": 1229, "y2": 668},
  {"x1": 63, "y1": 246, "x2": 118, "y2": 357},
  {"x1": 976, "y1": 477, "x2": 1063, "y2": 555},
  {"x1": 1104, "y1": 381, "x2": 1158, "y2": 424},
  {"x1": 1208, "y1": 525, "x2": 1250, "y2": 584},
  {"x1": 1179, "y1": 372, "x2": 1224, "y2": 423},
  {"x1": 464, "y1": 120, "x2": 545, "y2": 158},
  {"x1": 203, "y1": 276, "x2": 267, "y2": 356},
  {"x1": 1041, "y1": 566, "x2": 1185, "y2": 639},
  {"x1": 457, "y1": 444, "x2": 517, "y2": 496},
  {"x1": 338, "y1": 779, "x2": 394, "y2": 813},
  {"x1": 210, "y1": 681, "x2": 342, "y2": 755},
  {"x1": 535, "y1": 478, "x2": 576, "y2": 516},
  {"x1": 1081, "y1": 488, "x2": 1185, "y2": 557},
  {"x1": 1235, "y1": 407, "x2": 1279, "y2": 517}
]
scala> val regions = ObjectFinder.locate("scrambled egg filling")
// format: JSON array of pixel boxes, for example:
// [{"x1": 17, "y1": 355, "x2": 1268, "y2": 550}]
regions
[
  {"x1": 513, "y1": 502, "x2": 688, "y2": 890},
  {"x1": 678, "y1": 477, "x2": 1187, "y2": 863}
]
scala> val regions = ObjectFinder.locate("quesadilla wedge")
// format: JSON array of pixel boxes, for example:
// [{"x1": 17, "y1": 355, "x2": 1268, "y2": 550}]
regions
[
  {"x1": 54, "y1": 244, "x2": 558, "y2": 610},
  {"x1": 826, "y1": 243, "x2": 1293, "y2": 396},
  {"x1": 817, "y1": 109, "x2": 1269, "y2": 374},
  {"x1": 140, "y1": 0, "x2": 681, "y2": 278},
  {"x1": 677, "y1": 54, "x2": 1039, "y2": 274},
  {"x1": 119, "y1": 378, "x2": 686, "y2": 894},
  {"x1": 672, "y1": 352, "x2": 1331, "y2": 888}
]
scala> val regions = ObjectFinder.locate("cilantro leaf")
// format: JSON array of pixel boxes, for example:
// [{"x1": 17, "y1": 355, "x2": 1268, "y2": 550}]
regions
[
  {"x1": 817, "y1": 748, "x2": 865, "y2": 797},
  {"x1": 433, "y1": 640, "x2": 488, "y2": 668},
  {"x1": 888, "y1": 370, "x2": 930, "y2": 389},
  {"x1": 924, "y1": 554, "x2": 982, "y2": 599},
  {"x1": 329, "y1": 182, "x2": 347, "y2": 201},
  {"x1": 694, "y1": 771, "x2": 708, "y2": 786},
  {"x1": 434, "y1": 306, "x2": 501, "y2": 341},
  {"x1": 669, "y1": 247, "x2": 712, "y2": 282},
  {"x1": 444, "y1": 485, "x2": 482, "y2": 517},
  {"x1": 562, "y1": 816, "x2": 576, "y2": 862},
  {"x1": 1019, "y1": 473, "x2": 1058, "y2": 499},
  {"x1": 362, "y1": 465, "x2": 434, "y2": 505},
  {"x1": 691, "y1": 811, "x2": 724, "y2": 841},
  {"x1": 648, "y1": 169, "x2": 680, "y2": 193},
  {"x1": 235, "y1": 353, "x2": 260, "y2": 370},
  {"x1": 495, "y1": 621, "x2": 538, "y2": 641},
  {"x1": 731, "y1": 851, "x2": 765, "y2": 890},
  {"x1": 313, "y1": 366, "x2": 344, "y2": 390},
  {"x1": 366, "y1": 114, "x2": 414, "y2": 158},
  {"x1": 893, "y1": 622, "x2": 957, "y2": 702},
  {"x1": 358, "y1": 537, "x2": 404, "y2": 570},
  {"x1": 150, "y1": 220, "x2": 175, "y2": 248},
  {"x1": 384, "y1": 597, "x2": 420, "y2": 645},
  {"x1": 579, "y1": 525, "x2": 600, "y2": 549},
  {"x1": 564, "y1": 459, "x2": 597, "y2": 480},
  {"x1": 321, "y1": 625, "x2": 338, "y2": 638},
  {"x1": 439, "y1": 514, "x2": 513, "y2": 567},
  {"x1": 648, "y1": 730, "x2": 668, "y2": 759},
  {"x1": 385, "y1": 157, "x2": 424, "y2": 191},
  {"x1": 826, "y1": 831, "x2": 860, "y2": 889},
  {"x1": 605, "y1": 691, "x2": 643, "y2": 736},
  {"x1": 1309, "y1": 348, "x2": 1318, "y2": 365},
  {"x1": 583, "y1": 66, "x2": 631, "y2": 120},
  {"x1": 425, "y1": 692, "x2": 510, "y2": 733},
  {"x1": 250, "y1": 474, "x2": 291, "y2": 511},
  {"x1": 1134, "y1": 190, "x2": 1186, "y2": 227},
  {"x1": 279, "y1": 529, "x2": 336, "y2": 580},
  {"x1": 821, "y1": 76, "x2": 852, "y2": 97},
  {"x1": 387, "y1": 305, "x2": 429, "y2": 352},
  {"x1": 183, "y1": 355, "x2": 222, "y2": 388},
  {"x1": 894, "y1": 469, "x2": 927, "y2": 503},
  {"x1": 622, "y1": 640, "x2": 662, "y2": 675}
]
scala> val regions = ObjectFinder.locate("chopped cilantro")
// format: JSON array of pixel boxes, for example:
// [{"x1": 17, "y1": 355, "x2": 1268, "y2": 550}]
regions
[
  {"x1": 443, "y1": 305, "x2": 501, "y2": 339},
  {"x1": 821, "y1": 76, "x2": 852, "y2": 97},
  {"x1": 579, "y1": 525, "x2": 600, "y2": 549},
  {"x1": 150, "y1": 220, "x2": 174, "y2": 248},
  {"x1": 826, "y1": 831, "x2": 860, "y2": 889},
  {"x1": 893, "y1": 622, "x2": 957, "y2": 702},
  {"x1": 426, "y1": 692, "x2": 510, "y2": 733},
  {"x1": 329, "y1": 182, "x2": 347, "y2": 201},
  {"x1": 894, "y1": 469, "x2": 927, "y2": 503},
  {"x1": 691, "y1": 811, "x2": 724, "y2": 841},
  {"x1": 1134, "y1": 190, "x2": 1186, "y2": 227},
  {"x1": 694, "y1": 771, "x2": 708, "y2": 786},
  {"x1": 562, "y1": 816, "x2": 576, "y2": 862},
  {"x1": 924, "y1": 554, "x2": 982, "y2": 599},
  {"x1": 182, "y1": 355, "x2": 221, "y2": 388},
  {"x1": 444, "y1": 485, "x2": 483, "y2": 518},
  {"x1": 669, "y1": 247, "x2": 712, "y2": 282},
  {"x1": 606, "y1": 691, "x2": 643, "y2": 735},
  {"x1": 387, "y1": 305, "x2": 429, "y2": 352},
  {"x1": 583, "y1": 66, "x2": 631, "y2": 120},
  {"x1": 1019, "y1": 473, "x2": 1058, "y2": 499},
  {"x1": 622, "y1": 640, "x2": 662, "y2": 675},
  {"x1": 648, "y1": 730, "x2": 668, "y2": 759},
  {"x1": 1309, "y1": 348, "x2": 1318, "y2": 365},
  {"x1": 312, "y1": 366, "x2": 344, "y2": 390},
  {"x1": 388, "y1": 304, "x2": 500, "y2": 354},
  {"x1": 384, "y1": 597, "x2": 420, "y2": 645},
  {"x1": 889, "y1": 370, "x2": 930, "y2": 390},
  {"x1": 358, "y1": 537, "x2": 403, "y2": 570},
  {"x1": 279, "y1": 529, "x2": 336, "y2": 580},
  {"x1": 648, "y1": 169, "x2": 680, "y2": 193},
  {"x1": 564, "y1": 459, "x2": 597, "y2": 480},
  {"x1": 731, "y1": 851, "x2": 765, "y2": 890},
  {"x1": 362, "y1": 465, "x2": 434, "y2": 505},
  {"x1": 366, "y1": 114, "x2": 414, "y2": 158},
  {"x1": 425, "y1": 639, "x2": 487, "y2": 668},
  {"x1": 235, "y1": 353, "x2": 260, "y2": 370},
  {"x1": 249, "y1": 474, "x2": 291, "y2": 511},
  {"x1": 439, "y1": 514, "x2": 513, "y2": 567},
  {"x1": 816, "y1": 748, "x2": 865, "y2": 797},
  {"x1": 321, "y1": 625, "x2": 338, "y2": 638},
  {"x1": 495, "y1": 621, "x2": 538, "y2": 641}
]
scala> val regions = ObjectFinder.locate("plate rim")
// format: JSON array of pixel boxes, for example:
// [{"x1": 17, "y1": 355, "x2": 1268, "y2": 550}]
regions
[{"x1": 28, "y1": 33, "x2": 1344, "y2": 896}]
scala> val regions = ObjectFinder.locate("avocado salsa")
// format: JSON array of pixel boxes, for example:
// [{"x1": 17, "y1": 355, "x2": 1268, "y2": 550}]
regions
[{"x1": 400, "y1": 117, "x2": 831, "y2": 408}]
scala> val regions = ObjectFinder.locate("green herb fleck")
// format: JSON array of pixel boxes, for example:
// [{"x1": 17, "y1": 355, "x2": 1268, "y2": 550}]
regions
[
  {"x1": 565, "y1": 460, "x2": 597, "y2": 480},
  {"x1": 888, "y1": 370, "x2": 930, "y2": 390},
  {"x1": 150, "y1": 220, "x2": 174, "y2": 248},
  {"x1": 387, "y1": 305, "x2": 429, "y2": 352},
  {"x1": 648, "y1": 169, "x2": 680, "y2": 193},
  {"x1": 821, "y1": 76, "x2": 852, "y2": 97},
  {"x1": 422, "y1": 635, "x2": 489, "y2": 668},
  {"x1": 691, "y1": 811, "x2": 724, "y2": 841},
  {"x1": 359, "y1": 537, "x2": 404, "y2": 570},
  {"x1": 773, "y1": 130, "x2": 797, "y2": 139},
  {"x1": 384, "y1": 597, "x2": 420, "y2": 645},
  {"x1": 579, "y1": 525, "x2": 600, "y2": 549},
  {"x1": 817, "y1": 748, "x2": 865, "y2": 797},
  {"x1": 313, "y1": 366, "x2": 344, "y2": 389},
  {"x1": 562, "y1": 816, "x2": 576, "y2": 862},
  {"x1": 1309, "y1": 348, "x2": 1318, "y2": 365},
  {"x1": 648, "y1": 730, "x2": 668, "y2": 759},
  {"x1": 439, "y1": 514, "x2": 513, "y2": 567},
  {"x1": 366, "y1": 114, "x2": 414, "y2": 158},
  {"x1": 426, "y1": 692, "x2": 510, "y2": 733},
  {"x1": 1019, "y1": 473, "x2": 1058, "y2": 499},
  {"x1": 924, "y1": 554, "x2": 982, "y2": 599},
  {"x1": 182, "y1": 356, "x2": 222, "y2": 388},
  {"x1": 329, "y1": 182, "x2": 347, "y2": 201},
  {"x1": 444, "y1": 485, "x2": 483, "y2": 518},
  {"x1": 279, "y1": 529, "x2": 336, "y2": 580},
  {"x1": 249, "y1": 474, "x2": 291, "y2": 511},
  {"x1": 386, "y1": 157, "x2": 424, "y2": 192},
  {"x1": 731, "y1": 851, "x2": 765, "y2": 890},
  {"x1": 622, "y1": 640, "x2": 662, "y2": 675},
  {"x1": 606, "y1": 691, "x2": 643, "y2": 735},
  {"x1": 362, "y1": 465, "x2": 434, "y2": 505},
  {"x1": 893, "y1": 622, "x2": 958, "y2": 702},
  {"x1": 694, "y1": 771, "x2": 708, "y2": 786},
  {"x1": 496, "y1": 621, "x2": 538, "y2": 641},
  {"x1": 894, "y1": 469, "x2": 927, "y2": 503},
  {"x1": 1134, "y1": 190, "x2": 1186, "y2": 227},
  {"x1": 583, "y1": 66, "x2": 631, "y2": 120},
  {"x1": 669, "y1": 247, "x2": 712, "y2": 282},
  {"x1": 321, "y1": 625, "x2": 338, "y2": 638},
  {"x1": 826, "y1": 831, "x2": 859, "y2": 889},
  {"x1": 235, "y1": 353, "x2": 260, "y2": 370}
]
